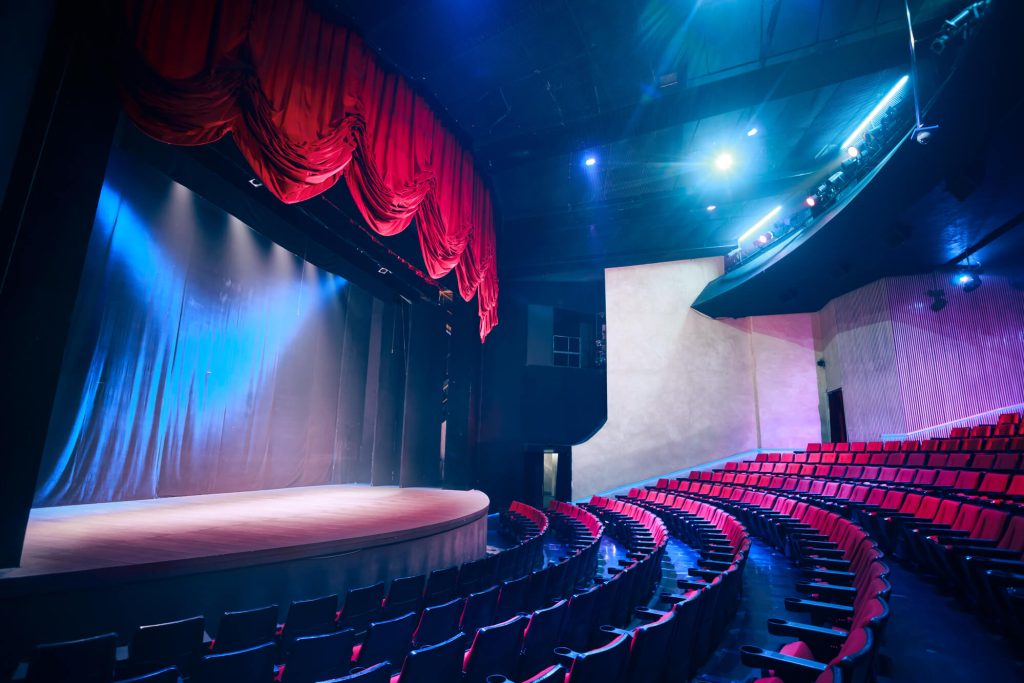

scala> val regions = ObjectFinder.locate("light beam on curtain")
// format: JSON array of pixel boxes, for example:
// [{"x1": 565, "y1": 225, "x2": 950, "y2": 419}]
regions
[
  {"x1": 118, "y1": 0, "x2": 498, "y2": 339},
  {"x1": 35, "y1": 155, "x2": 369, "y2": 506}
]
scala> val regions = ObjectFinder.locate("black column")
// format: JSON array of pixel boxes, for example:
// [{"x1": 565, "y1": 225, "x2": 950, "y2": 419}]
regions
[
  {"x1": 399, "y1": 302, "x2": 445, "y2": 487},
  {"x1": 0, "y1": 4, "x2": 120, "y2": 566}
]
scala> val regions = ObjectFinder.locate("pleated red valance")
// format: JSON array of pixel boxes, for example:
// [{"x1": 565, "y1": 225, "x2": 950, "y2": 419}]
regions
[{"x1": 119, "y1": 0, "x2": 497, "y2": 339}]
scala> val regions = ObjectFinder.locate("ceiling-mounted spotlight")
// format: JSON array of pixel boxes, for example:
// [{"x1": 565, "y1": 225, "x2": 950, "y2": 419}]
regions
[
  {"x1": 927, "y1": 289, "x2": 948, "y2": 312},
  {"x1": 706, "y1": 205, "x2": 717, "y2": 212},
  {"x1": 746, "y1": 127, "x2": 759, "y2": 137},
  {"x1": 713, "y1": 152, "x2": 735, "y2": 172},
  {"x1": 954, "y1": 271, "x2": 982, "y2": 292},
  {"x1": 804, "y1": 195, "x2": 817, "y2": 208},
  {"x1": 846, "y1": 146, "x2": 860, "y2": 158},
  {"x1": 584, "y1": 156, "x2": 597, "y2": 167}
]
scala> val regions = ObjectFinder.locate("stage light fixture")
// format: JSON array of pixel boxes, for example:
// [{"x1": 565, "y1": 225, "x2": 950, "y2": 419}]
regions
[
  {"x1": 805, "y1": 196, "x2": 817, "y2": 208},
  {"x1": 584, "y1": 156, "x2": 597, "y2": 167},
  {"x1": 927, "y1": 289, "x2": 948, "y2": 312},
  {"x1": 714, "y1": 152, "x2": 735, "y2": 172},
  {"x1": 954, "y1": 271, "x2": 982, "y2": 292},
  {"x1": 706, "y1": 205, "x2": 717, "y2": 212},
  {"x1": 756, "y1": 232, "x2": 773, "y2": 245},
  {"x1": 747, "y1": 127, "x2": 759, "y2": 137},
  {"x1": 841, "y1": 75, "x2": 909, "y2": 151},
  {"x1": 847, "y1": 146, "x2": 860, "y2": 158},
  {"x1": 737, "y1": 205, "x2": 782, "y2": 244}
]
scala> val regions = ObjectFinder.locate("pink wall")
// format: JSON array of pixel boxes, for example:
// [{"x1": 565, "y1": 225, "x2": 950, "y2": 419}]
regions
[
  {"x1": 816, "y1": 273, "x2": 1024, "y2": 440},
  {"x1": 888, "y1": 274, "x2": 1024, "y2": 433}
]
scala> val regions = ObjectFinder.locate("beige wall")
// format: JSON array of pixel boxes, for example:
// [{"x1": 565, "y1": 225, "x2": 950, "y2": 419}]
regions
[{"x1": 572, "y1": 258, "x2": 820, "y2": 498}]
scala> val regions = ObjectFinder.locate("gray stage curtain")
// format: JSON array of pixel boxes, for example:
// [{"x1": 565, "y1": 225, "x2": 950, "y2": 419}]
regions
[{"x1": 34, "y1": 151, "x2": 376, "y2": 506}]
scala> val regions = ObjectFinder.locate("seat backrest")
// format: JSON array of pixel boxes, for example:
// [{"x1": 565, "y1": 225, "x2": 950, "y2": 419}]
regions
[
  {"x1": 194, "y1": 641, "x2": 275, "y2": 683},
  {"x1": 979, "y1": 472, "x2": 1009, "y2": 494},
  {"x1": 970, "y1": 508, "x2": 1008, "y2": 541},
  {"x1": 112, "y1": 667, "x2": 179, "y2": 683},
  {"x1": 623, "y1": 609, "x2": 675, "y2": 683},
  {"x1": 28, "y1": 633, "x2": 117, "y2": 683},
  {"x1": 413, "y1": 598, "x2": 463, "y2": 648},
  {"x1": 563, "y1": 633, "x2": 632, "y2": 683},
  {"x1": 998, "y1": 515, "x2": 1024, "y2": 551},
  {"x1": 934, "y1": 499, "x2": 960, "y2": 525},
  {"x1": 338, "y1": 582, "x2": 386, "y2": 633},
  {"x1": 519, "y1": 599, "x2": 568, "y2": 680},
  {"x1": 461, "y1": 585, "x2": 500, "y2": 635},
  {"x1": 463, "y1": 615, "x2": 527, "y2": 683},
  {"x1": 496, "y1": 574, "x2": 529, "y2": 621},
  {"x1": 282, "y1": 594, "x2": 338, "y2": 644},
  {"x1": 385, "y1": 574, "x2": 427, "y2": 618},
  {"x1": 394, "y1": 632, "x2": 466, "y2": 683},
  {"x1": 128, "y1": 615, "x2": 205, "y2": 677},
  {"x1": 424, "y1": 566, "x2": 460, "y2": 606},
  {"x1": 562, "y1": 585, "x2": 600, "y2": 651},
  {"x1": 281, "y1": 629, "x2": 355, "y2": 683},
  {"x1": 358, "y1": 612, "x2": 418, "y2": 667},
  {"x1": 213, "y1": 605, "x2": 278, "y2": 653},
  {"x1": 317, "y1": 661, "x2": 392, "y2": 683}
]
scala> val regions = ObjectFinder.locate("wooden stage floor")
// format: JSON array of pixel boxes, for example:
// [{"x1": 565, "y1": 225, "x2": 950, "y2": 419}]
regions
[{"x1": 2, "y1": 485, "x2": 490, "y2": 581}]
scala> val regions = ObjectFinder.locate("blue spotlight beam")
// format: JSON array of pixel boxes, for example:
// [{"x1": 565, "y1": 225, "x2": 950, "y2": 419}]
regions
[
  {"x1": 840, "y1": 74, "x2": 909, "y2": 150},
  {"x1": 737, "y1": 205, "x2": 782, "y2": 244}
]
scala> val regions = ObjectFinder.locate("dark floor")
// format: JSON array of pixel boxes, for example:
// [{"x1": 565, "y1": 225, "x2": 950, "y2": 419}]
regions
[{"x1": 879, "y1": 561, "x2": 1023, "y2": 682}]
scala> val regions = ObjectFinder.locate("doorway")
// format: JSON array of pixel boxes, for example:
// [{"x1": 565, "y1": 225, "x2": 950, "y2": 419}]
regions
[{"x1": 827, "y1": 388, "x2": 848, "y2": 443}]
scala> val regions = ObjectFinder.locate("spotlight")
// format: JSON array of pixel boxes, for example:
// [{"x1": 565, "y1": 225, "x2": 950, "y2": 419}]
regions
[
  {"x1": 841, "y1": 75, "x2": 909, "y2": 150},
  {"x1": 756, "y1": 232, "x2": 773, "y2": 245},
  {"x1": 954, "y1": 271, "x2": 982, "y2": 292},
  {"x1": 746, "y1": 127, "x2": 759, "y2": 137},
  {"x1": 706, "y1": 205, "x2": 717, "y2": 212},
  {"x1": 584, "y1": 157, "x2": 597, "y2": 167},
  {"x1": 804, "y1": 196, "x2": 817, "y2": 208},
  {"x1": 714, "y1": 152, "x2": 735, "y2": 172},
  {"x1": 847, "y1": 146, "x2": 860, "y2": 158},
  {"x1": 927, "y1": 289, "x2": 948, "y2": 312},
  {"x1": 737, "y1": 205, "x2": 783, "y2": 244}
]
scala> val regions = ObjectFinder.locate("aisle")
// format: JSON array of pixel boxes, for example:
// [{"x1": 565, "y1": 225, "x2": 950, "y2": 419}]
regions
[{"x1": 693, "y1": 539, "x2": 801, "y2": 682}]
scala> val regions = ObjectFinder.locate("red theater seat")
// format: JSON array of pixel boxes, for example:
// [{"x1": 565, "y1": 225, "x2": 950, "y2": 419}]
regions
[
  {"x1": 461, "y1": 615, "x2": 525, "y2": 683},
  {"x1": 356, "y1": 612, "x2": 418, "y2": 669},
  {"x1": 194, "y1": 642, "x2": 275, "y2": 683},
  {"x1": 280, "y1": 630, "x2": 355, "y2": 683},
  {"x1": 390, "y1": 632, "x2": 465, "y2": 683},
  {"x1": 26, "y1": 633, "x2": 118, "y2": 683}
]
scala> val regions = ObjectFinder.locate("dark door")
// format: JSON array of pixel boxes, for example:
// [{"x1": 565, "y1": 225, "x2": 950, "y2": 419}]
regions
[{"x1": 827, "y1": 388, "x2": 848, "y2": 443}]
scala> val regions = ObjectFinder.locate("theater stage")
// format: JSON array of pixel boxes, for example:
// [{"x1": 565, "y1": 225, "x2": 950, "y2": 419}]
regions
[{"x1": 0, "y1": 485, "x2": 489, "y2": 664}]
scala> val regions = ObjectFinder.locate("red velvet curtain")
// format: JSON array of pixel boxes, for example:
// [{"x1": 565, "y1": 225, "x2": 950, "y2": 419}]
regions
[{"x1": 119, "y1": 0, "x2": 497, "y2": 338}]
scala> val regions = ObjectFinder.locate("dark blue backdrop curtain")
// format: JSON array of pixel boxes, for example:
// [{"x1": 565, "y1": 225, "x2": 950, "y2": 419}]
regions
[{"x1": 34, "y1": 151, "x2": 377, "y2": 506}]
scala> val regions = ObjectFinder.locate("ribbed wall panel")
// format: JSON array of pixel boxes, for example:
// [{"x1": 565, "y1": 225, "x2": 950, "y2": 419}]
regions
[
  {"x1": 887, "y1": 274, "x2": 1024, "y2": 433},
  {"x1": 817, "y1": 280, "x2": 906, "y2": 440}
]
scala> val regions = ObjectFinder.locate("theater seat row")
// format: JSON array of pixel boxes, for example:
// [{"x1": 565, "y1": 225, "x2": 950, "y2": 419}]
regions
[
  {"x1": 642, "y1": 482, "x2": 890, "y2": 683},
  {"x1": 15, "y1": 502, "x2": 558, "y2": 683}
]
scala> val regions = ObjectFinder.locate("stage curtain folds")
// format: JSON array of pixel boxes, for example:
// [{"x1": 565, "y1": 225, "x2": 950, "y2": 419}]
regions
[{"x1": 119, "y1": 0, "x2": 498, "y2": 339}]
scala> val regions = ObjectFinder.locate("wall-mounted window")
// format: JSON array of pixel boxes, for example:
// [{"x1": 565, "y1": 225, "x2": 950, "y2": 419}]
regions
[{"x1": 553, "y1": 335, "x2": 581, "y2": 368}]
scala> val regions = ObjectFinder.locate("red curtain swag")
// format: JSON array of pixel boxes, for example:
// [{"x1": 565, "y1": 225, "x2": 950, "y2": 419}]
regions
[{"x1": 119, "y1": 0, "x2": 498, "y2": 338}]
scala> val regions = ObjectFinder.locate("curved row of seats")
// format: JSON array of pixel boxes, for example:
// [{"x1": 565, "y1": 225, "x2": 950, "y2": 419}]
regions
[
  {"x1": 618, "y1": 490, "x2": 750, "y2": 681},
  {"x1": 645, "y1": 481, "x2": 890, "y2": 683},
  {"x1": 15, "y1": 502, "x2": 556, "y2": 683},
  {"x1": 675, "y1": 407, "x2": 1024, "y2": 643},
  {"x1": 487, "y1": 496, "x2": 674, "y2": 683}
]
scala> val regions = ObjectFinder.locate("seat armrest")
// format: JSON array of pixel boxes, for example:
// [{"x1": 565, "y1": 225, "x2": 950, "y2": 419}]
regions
[
  {"x1": 634, "y1": 605, "x2": 669, "y2": 621},
  {"x1": 784, "y1": 596, "x2": 855, "y2": 619},
  {"x1": 800, "y1": 556, "x2": 850, "y2": 570},
  {"x1": 766, "y1": 618, "x2": 848, "y2": 646},
  {"x1": 795, "y1": 581, "x2": 857, "y2": 602},
  {"x1": 802, "y1": 568, "x2": 856, "y2": 585}
]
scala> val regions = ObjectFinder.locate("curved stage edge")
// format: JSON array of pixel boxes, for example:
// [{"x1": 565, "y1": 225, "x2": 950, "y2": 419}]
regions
[{"x1": 0, "y1": 485, "x2": 489, "y2": 663}]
